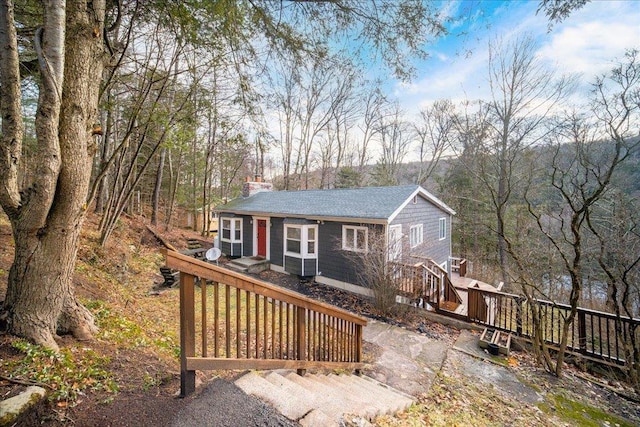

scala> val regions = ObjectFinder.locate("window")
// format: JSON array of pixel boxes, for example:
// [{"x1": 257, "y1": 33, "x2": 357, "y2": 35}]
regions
[
  {"x1": 439, "y1": 218, "x2": 446, "y2": 240},
  {"x1": 409, "y1": 224, "x2": 423, "y2": 248},
  {"x1": 285, "y1": 224, "x2": 317, "y2": 258},
  {"x1": 285, "y1": 226, "x2": 301, "y2": 254},
  {"x1": 307, "y1": 226, "x2": 316, "y2": 255},
  {"x1": 221, "y1": 218, "x2": 242, "y2": 242},
  {"x1": 342, "y1": 225, "x2": 368, "y2": 252}
]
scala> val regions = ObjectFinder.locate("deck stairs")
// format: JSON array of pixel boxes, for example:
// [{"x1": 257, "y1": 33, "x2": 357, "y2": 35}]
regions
[{"x1": 235, "y1": 370, "x2": 414, "y2": 426}]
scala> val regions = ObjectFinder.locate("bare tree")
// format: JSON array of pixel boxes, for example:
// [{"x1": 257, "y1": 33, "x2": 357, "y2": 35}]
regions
[
  {"x1": 443, "y1": 100, "x2": 495, "y2": 280},
  {"x1": 355, "y1": 86, "x2": 387, "y2": 175},
  {"x1": 512, "y1": 50, "x2": 640, "y2": 377},
  {"x1": 412, "y1": 99, "x2": 455, "y2": 186},
  {"x1": 587, "y1": 191, "x2": 640, "y2": 386},
  {"x1": 372, "y1": 103, "x2": 411, "y2": 186},
  {"x1": 481, "y1": 35, "x2": 573, "y2": 286},
  {"x1": 341, "y1": 227, "x2": 402, "y2": 315}
]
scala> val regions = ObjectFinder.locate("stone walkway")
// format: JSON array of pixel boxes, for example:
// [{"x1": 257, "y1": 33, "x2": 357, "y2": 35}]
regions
[
  {"x1": 362, "y1": 320, "x2": 450, "y2": 396},
  {"x1": 363, "y1": 320, "x2": 542, "y2": 403}
]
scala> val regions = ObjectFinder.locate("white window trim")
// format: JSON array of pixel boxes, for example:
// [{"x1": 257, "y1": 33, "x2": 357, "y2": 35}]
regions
[
  {"x1": 221, "y1": 217, "x2": 243, "y2": 243},
  {"x1": 342, "y1": 225, "x2": 368, "y2": 252},
  {"x1": 284, "y1": 224, "x2": 318, "y2": 259},
  {"x1": 439, "y1": 217, "x2": 446, "y2": 241},
  {"x1": 409, "y1": 224, "x2": 423, "y2": 248}
]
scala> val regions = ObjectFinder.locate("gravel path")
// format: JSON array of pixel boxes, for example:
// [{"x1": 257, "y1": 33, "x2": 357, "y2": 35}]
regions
[{"x1": 171, "y1": 378, "x2": 299, "y2": 427}]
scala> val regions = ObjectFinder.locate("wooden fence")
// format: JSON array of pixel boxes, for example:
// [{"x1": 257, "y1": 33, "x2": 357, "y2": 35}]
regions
[
  {"x1": 165, "y1": 250, "x2": 367, "y2": 396},
  {"x1": 467, "y1": 287, "x2": 640, "y2": 365}
]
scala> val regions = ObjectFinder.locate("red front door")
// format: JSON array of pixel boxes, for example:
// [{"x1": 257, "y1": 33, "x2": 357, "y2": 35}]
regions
[{"x1": 257, "y1": 219, "x2": 267, "y2": 258}]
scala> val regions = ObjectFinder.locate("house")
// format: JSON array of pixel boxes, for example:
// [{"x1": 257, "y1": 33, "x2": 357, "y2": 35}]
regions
[
  {"x1": 216, "y1": 181, "x2": 455, "y2": 296},
  {"x1": 183, "y1": 207, "x2": 219, "y2": 233}
]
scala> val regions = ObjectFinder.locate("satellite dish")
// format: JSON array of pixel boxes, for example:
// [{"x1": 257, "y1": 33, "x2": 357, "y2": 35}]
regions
[{"x1": 206, "y1": 247, "x2": 221, "y2": 263}]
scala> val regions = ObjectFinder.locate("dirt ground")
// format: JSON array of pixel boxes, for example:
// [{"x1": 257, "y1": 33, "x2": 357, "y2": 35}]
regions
[{"x1": 1, "y1": 211, "x2": 639, "y2": 426}]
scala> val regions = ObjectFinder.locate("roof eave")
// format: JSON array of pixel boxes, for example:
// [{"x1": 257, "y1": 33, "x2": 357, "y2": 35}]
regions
[{"x1": 217, "y1": 209, "x2": 388, "y2": 225}]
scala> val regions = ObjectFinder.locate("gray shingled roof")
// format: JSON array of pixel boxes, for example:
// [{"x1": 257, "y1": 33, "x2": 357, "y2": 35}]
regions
[{"x1": 218, "y1": 185, "x2": 454, "y2": 222}]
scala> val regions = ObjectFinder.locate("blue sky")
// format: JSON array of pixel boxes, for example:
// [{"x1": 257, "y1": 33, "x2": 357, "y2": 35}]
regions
[{"x1": 389, "y1": 0, "x2": 640, "y2": 116}]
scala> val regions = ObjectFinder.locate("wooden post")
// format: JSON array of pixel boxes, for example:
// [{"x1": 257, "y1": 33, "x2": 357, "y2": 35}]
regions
[
  {"x1": 516, "y1": 297, "x2": 523, "y2": 336},
  {"x1": 578, "y1": 310, "x2": 587, "y2": 353},
  {"x1": 296, "y1": 306, "x2": 306, "y2": 376},
  {"x1": 180, "y1": 273, "x2": 196, "y2": 397},
  {"x1": 201, "y1": 277, "x2": 207, "y2": 357},
  {"x1": 354, "y1": 324, "x2": 363, "y2": 375}
]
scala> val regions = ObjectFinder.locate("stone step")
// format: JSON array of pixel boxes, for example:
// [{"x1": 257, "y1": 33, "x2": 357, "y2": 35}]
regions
[
  {"x1": 323, "y1": 373, "x2": 412, "y2": 414},
  {"x1": 235, "y1": 370, "x2": 415, "y2": 426},
  {"x1": 234, "y1": 371, "x2": 314, "y2": 420},
  {"x1": 283, "y1": 372, "x2": 376, "y2": 420},
  {"x1": 313, "y1": 373, "x2": 411, "y2": 416}
]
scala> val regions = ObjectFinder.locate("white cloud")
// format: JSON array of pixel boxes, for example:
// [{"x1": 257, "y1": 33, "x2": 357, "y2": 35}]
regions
[
  {"x1": 393, "y1": 0, "x2": 640, "y2": 118},
  {"x1": 538, "y1": 3, "x2": 640, "y2": 78}
]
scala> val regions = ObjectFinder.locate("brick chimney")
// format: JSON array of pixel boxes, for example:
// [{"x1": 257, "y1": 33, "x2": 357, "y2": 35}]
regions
[{"x1": 242, "y1": 176, "x2": 273, "y2": 198}]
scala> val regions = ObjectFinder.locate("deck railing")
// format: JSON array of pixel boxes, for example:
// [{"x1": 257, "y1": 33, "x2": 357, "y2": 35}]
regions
[
  {"x1": 450, "y1": 257, "x2": 467, "y2": 277},
  {"x1": 467, "y1": 286, "x2": 640, "y2": 365},
  {"x1": 165, "y1": 250, "x2": 367, "y2": 396}
]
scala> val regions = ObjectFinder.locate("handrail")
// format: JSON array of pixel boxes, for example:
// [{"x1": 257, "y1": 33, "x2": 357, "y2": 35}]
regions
[
  {"x1": 390, "y1": 258, "x2": 462, "y2": 310},
  {"x1": 165, "y1": 250, "x2": 367, "y2": 396}
]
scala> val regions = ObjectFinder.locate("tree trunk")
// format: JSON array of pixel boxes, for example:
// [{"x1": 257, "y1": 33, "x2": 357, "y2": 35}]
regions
[
  {"x1": 5, "y1": 223, "x2": 95, "y2": 349},
  {"x1": 151, "y1": 147, "x2": 166, "y2": 225},
  {"x1": 1, "y1": 1, "x2": 105, "y2": 350}
]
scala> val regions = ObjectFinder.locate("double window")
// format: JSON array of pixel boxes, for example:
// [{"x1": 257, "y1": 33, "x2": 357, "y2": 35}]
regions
[
  {"x1": 221, "y1": 218, "x2": 242, "y2": 242},
  {"x1": 342, "y1": 225, "x2": 368, "y2": 252},
  {"x1": 285, "y1": 224, "x2": 317, "y2": 258},
  {"x1": 409, "y1": 224, "x2": 423, "y2": 248}
]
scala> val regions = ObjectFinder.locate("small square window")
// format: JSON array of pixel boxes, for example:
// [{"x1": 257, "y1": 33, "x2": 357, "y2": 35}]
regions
[{"x1": 342, "y1": 225, "x2": 368, "y2": 252}]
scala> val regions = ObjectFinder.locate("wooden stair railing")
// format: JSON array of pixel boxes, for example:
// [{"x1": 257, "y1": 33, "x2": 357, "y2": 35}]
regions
[
  {"x1": 450, "y1": 257, "x2": 467, "y2": 277},
  {"x1": 165, "y1": 250, "x2": 368, "y2": 397},
  {"x1": 390, "y1": 258, "x2": 463, "y2": 312},
  {"x1": 422, "y1": 260, "x2": 463, "y2": 309}
]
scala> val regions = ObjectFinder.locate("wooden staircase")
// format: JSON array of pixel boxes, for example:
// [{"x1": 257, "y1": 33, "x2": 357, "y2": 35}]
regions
[{"x1": 392, "y1": 258, "x2": 463, "y2": 314}]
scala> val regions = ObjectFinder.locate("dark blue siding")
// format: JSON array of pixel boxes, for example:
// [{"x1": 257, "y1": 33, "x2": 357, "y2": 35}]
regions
[
  {"x1": 317, "y1": 222, "x2": 385, "y2": 285},
  {"x1": 220, "y1": 240, "x2": 232, "y2": 257},
  {"x1": 270, "y1": 218, "x2": 284, "y2": 266},
  {"x1": 303, "y1": 258, "x2": 317, "y2": 276},
  {"x1": 284, "y1": 256, "x2": 302, "y2": 275},
  {"x1": 242, "y1": 216, "x2": 252, "y2": 256}
]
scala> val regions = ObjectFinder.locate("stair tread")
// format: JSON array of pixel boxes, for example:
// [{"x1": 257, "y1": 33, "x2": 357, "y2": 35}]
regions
[
  {"x1": 237, "y1": 370, "x2": 413, "y2": 424},
  {"x1": 235, "y1": 371, "x2": 314, "y2": 420}
]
